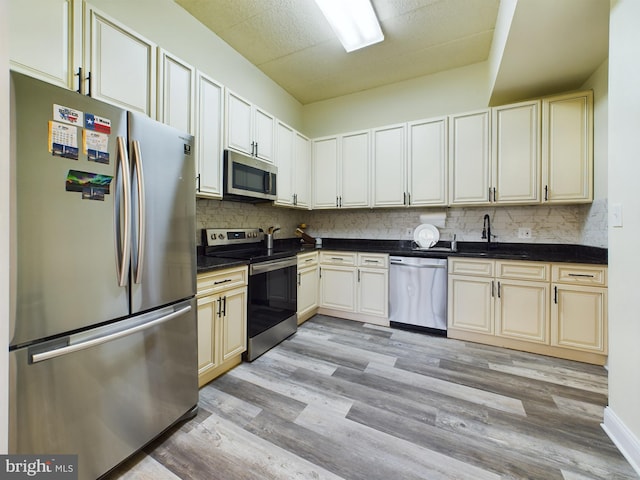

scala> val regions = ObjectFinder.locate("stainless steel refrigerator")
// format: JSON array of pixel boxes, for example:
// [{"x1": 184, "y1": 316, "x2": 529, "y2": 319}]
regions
[{"x1": 9, "y1": 72, "x2": 198, "y2": 479}]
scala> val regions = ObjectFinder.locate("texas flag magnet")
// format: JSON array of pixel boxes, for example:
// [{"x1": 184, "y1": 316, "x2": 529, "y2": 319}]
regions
[{"x1": 85, "y1": 113, "x2": 112, "y2": 134}]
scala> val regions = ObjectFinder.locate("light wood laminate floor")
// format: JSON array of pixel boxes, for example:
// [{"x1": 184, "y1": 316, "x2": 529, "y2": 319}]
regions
[{"x1": 106, "y1": 315, "x2": 637, "y2": 480}]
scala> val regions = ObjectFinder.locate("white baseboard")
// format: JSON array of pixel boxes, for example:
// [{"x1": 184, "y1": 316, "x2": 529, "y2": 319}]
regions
[{"x1": 602, "y1": 407, "x2": 640, "y2": 476}]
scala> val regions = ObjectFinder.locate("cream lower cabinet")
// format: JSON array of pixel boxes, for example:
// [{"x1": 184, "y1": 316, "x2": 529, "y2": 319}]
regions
[
  {"x1": 297, "y1": 251, "x2": 319, "y2": 324},
  {"x1": 318, "y1": 251, "x2": 388, "y2": 326},
  {"x1": 448, "y1": 258, "x2": 607, "y2": 365},
  {"x1": 551, "y1": 264, "x2": 607, "y2": 354},
  {"x1": 197, "y1": 265, "x2": 248, "y2": 387}
]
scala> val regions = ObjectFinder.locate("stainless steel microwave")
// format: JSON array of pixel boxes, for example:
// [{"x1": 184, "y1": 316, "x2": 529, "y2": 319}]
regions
[{"x1": 223, "y1": 149, "x2": 277, "y2": 202}]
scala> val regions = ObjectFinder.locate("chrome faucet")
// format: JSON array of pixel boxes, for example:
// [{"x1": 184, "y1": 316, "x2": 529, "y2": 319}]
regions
[{"x1": 481, "y1": 214, "x2": 492, "y2": 245}]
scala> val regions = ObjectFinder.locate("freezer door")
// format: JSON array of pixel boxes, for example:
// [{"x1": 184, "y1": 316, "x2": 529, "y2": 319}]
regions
[
  {"x1": 10, "y1": 72, "x2": 130, "y2": 347},
  {"x1": 128, "y1": 111, "x2": 196, "y2": 313},
  {"x1": 9, "y1": 298, "x2": 198, "y2": 480}
]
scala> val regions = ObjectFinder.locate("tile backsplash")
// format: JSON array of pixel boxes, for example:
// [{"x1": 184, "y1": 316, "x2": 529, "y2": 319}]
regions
[{"x1": 196, "y1": 198, "x2": 608, "y2": 248}]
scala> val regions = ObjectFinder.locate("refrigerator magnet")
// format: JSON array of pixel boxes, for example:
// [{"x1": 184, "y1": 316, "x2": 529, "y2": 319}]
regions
[
  {"x1": 49, "y1": 121, "x2": 79, "y2": 160},
  {"x1": 83, "y1": 130, "x2": 110, "y2": 164},
  {"x1": 65, "y1": 169, "x2": 113, "y2": 201},
  {"x1": 53, "y1": 104, "x2": 83, "y2": 127},
  {"x1": 84, "y1": 113, "x2": 111, "y2": 134}
]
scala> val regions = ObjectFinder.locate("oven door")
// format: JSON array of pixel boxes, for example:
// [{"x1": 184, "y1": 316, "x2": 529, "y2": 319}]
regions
[{"x1": 246, "y1": 257, "x2": 297, "y2": 360}]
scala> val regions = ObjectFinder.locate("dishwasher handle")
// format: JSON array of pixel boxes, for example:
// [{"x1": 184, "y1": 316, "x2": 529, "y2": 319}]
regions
[{"x1": 390, "y1": 258, "x2": 447, "y2": 268}]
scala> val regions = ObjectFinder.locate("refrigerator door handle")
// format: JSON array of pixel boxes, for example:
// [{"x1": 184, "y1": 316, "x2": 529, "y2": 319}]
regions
[
  {"x1": 31, "y1": 305, "x2": 192, "y2": 364},
  {"x1": 131, "y1": 140, "x2": 146, "y2": 284},
  {"x1": 115, "y1": 136, "x2": 132, "y2": 287}
]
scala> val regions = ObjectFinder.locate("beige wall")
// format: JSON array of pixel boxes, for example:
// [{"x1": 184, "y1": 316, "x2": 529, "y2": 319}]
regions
[
  {"x1": 1, "y1": 0, "x2": 9, "y2": 453},
  {"x1": 302, "y1": 61, "x2": 491, "y2": 138},
  {"x1": 89, "y1": 0, "x2": 304, "y2": 131},
  {"x1": 606, "y1": 0, "x2": 640, "y2": 470}
]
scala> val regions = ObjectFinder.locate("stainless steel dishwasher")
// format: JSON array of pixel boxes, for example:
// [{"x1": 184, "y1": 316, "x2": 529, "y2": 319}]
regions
[{"x1": 389, "y1": 256, "x2": 448, "y2": 335}]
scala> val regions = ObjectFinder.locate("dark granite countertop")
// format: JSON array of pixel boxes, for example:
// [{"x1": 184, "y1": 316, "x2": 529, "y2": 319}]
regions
[{"x1": 196, "y1": 238, "x2": 607, "y2": 273}]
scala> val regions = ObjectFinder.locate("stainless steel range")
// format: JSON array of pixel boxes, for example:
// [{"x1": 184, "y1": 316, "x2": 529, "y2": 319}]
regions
[{"x1": 203, "y1": 228, "x2": 298, "y2": 361}]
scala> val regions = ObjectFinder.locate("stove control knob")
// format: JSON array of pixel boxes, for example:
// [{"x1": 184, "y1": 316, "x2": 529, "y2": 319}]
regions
[{"x1": 218, "y1": 234, "x2": 225, "y2": 240}]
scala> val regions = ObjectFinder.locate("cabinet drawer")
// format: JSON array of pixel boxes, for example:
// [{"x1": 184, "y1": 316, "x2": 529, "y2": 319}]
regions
[
  {"x1": 497, "y1": 261, "x2": 549, "y2": 281},
  {"x1": 320, "y1": 251, "x2": 357, "y2": 266},
  {"x1": 358, "y1": 253, "x2": 389, "y2": 268},
  {"x1": 552, "y1": 264, "x2": 607, "y2": 287},
  {"x1": 197, "y1": 266, "x2": 248, "y2": 297},
  {"x1": 448, "y1": 258, "x2": 494, "y2": 277},
  {"x1": 297, "y1": 251, "x2": 319, "y2": 268}
]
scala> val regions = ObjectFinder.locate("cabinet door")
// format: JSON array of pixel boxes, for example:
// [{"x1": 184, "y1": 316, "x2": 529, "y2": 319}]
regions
[
  {"x1": 158, "y1": 49, "x2": 195, "y2": 134},
  {"x1": 551, "y1": 284, "x2": 606, "y2": 353},
  {"x1": 294, "y1": 132, "x2": 312, "y2": 208},
  {"x1": 408, "y1": 117, "x2": 448, "y2": 206},
  {"x1": 492, "y1": 101, "x2": 540, "y2": 204},
  {"x1": 448, "y1": 275, "x2": 494, "y2": 333},
  {"x1": 358, "y1": 268, "x2": 388, "y2": 317},
  {"x1": 372, "y1": 124, "x2": 406, "y2": 207},
  {"x1": 85, "y1": 7, "x2": 156, "y2": 116},
  {"x1": 542, "y1": 91, "x2": 593, "y2": 203},
  {"x1": 197, "y1": 294, "x2": 220, "y2": 376},
  {"x1": 254, "y1": 107, "x2": 275, "y2": 162},
  {"x1": 221, "y1": 287, "x2": 247, "y2": 361},
  {"x1": 449, "y1": 110, "x2": 491, "y2": 205},
  {"x1": 341, "y1": 131, "x2": 370, "y2": 208},
  {"x1": 9, "y1": 0, "x2": 79, "y2": 90},
  {"x1": 298, "y1": 266, "x2": 319, "y2": 323},
  {"x1": 313, "y1": 137, "x2": 339, "y2": 209},
  {"x1": 275, "y1": 121, "x2": 295, "y2": 206},
  {"x1": 496, "y1": 280, "x2": 549, "y2": 343},
  {"x1": 195, "y1": 72, "x2": 224, "y2": 198},
  {"x1": 319, "y1": 266, "x2": 356, "y2": 312},
  {"x1": 226, "y1": 91, "x2": 253, "y2": 155}
]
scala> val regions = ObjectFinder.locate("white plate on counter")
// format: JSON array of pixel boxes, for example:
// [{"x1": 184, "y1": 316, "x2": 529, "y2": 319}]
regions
[{"x1": 413, "y1": 223, "x2": 440, "y2": 249}]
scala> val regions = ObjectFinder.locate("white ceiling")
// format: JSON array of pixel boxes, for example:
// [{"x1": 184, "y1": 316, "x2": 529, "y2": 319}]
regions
[{"x1": 175, "y1": 0, "x2": 609, "y2": 106}]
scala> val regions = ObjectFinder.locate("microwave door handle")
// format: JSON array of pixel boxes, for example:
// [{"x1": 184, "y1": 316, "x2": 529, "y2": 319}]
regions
[
  {"x1": 268, "y1": 172, "x2": 273, "y2": 194},
  {"x1": 264, "y1": 171, "x2": 270, "y2": 193}
]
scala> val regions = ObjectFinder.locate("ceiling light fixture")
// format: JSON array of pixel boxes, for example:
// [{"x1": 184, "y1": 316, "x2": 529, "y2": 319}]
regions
[{"x1": 315, "y1": 0, "x2": 384, "y2": 53}]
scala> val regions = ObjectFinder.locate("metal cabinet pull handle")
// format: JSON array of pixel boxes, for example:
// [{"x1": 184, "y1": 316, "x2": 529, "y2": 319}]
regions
[
  {"x1": 222, "y1": 296, "x2": 227, "y2": 316},
  {"x1": 491, "y1": 280, "x2": 495, "y2": 297},
  {"x1": 214, "y1": 278, "x2": 232, "y2": 285},
  {"x1": 75, "y1": 67, "x2": 83, "y2": 94},
  {"x1": 568, "y1": 273, "x2": 595, "y2": 278},
  {"x1": 497, "y1": 281, "x2": 501, "y2": 298},
  {"x1": 297, "y1": 272, "x2": 301, "y2": 286},
  {"x1": 554, "y1": 286, "x2": 558, "y2": 304},
  {"x1": 357, "y1": 269, "x2": 361, "y2": 282},
  {"x1": 544, "y1": 185, "x2": 549, "y2": 201}
]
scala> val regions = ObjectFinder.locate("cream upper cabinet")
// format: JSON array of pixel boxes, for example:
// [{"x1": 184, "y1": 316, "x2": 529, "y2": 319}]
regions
[
  {"x1": 276, "y1": 123, "x2": 312, "y2": 209},
  {"x1": 225, "y1": 90, "x2": 275, "y2": 163},
  {"x1": 340, "y1": 130, "x2": 370, "y2": 208},
  {"x1": 313, "y1": 136, "x2": 339, "y2": 209},
  {"x1": 195, "y1": 71, "x2": 224, "y2": 199},
  {"x1": 408, "y1": 117, "x2": 448, "y2": 206},
  {"x1": 157, "y1": 49, "x2": 195, "y2": 134},
  {"x1": 9, "y1": 0, "x2": 81, "y2": 90},
  {"x1": 84, "y1": 6, "x2": 156, "y2": 116},
  {"x1": 293, "y1": 132, "x2": 312, "y2": 209},
  {"x1": 492, "y1": 100, "x2": 541, "y2": 204},
  {"x1": 448, "y1": 109, "x2": 491, "y2": 205},
  {"x1": 275, "y1": 121, "x2": 295, "y2": 206},
  {"x1": 372, "y1": 124, "x2": 406, "y2": 207},
  {"x1": 312, "y1": 132, "x2": 369, "y2": 209},
  {"x1": 542, "y1": 91, "x2": 593, "y2": 203}
]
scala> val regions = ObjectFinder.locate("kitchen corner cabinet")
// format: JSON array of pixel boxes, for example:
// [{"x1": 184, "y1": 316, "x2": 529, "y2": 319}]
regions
[
  {"x1": 293, "y1": 132, "x2": 312, "y2": 208},
  {"x1": 318, "y1": 251, "x2": 389, "y2": 326},
  {"x1": 312, "y1": 132, "x2": 369, "y2": 209},
  {"x1": 195, "y1": 71, "x2": 224, "y2": 198},
  {"x1": 448, "y1": 258, "x2": 607, "y2": 365},
  {"x1": 196, "y1": 266, "x2": 248, "y2": 387},
  {"x1": 157, "y1": 49, "x2": 195, "y2": 134},
  {"x1": 297, "y1": 251, "x2": 319, "y2": 324},
  {"x1": 542, "y1": 90, "x2": 594, "y2": 204},
  {"x1": 225, "y1": 90, "x2": 275, "y2": 163},
  {"x1": 448, "y1": 109, "x2": 491, "y2": 205}
]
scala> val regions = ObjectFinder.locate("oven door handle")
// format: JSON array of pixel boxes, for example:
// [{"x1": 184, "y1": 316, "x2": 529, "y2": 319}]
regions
[{"x1": 250, "y1": 256, "x2": 297, "y2": 275}]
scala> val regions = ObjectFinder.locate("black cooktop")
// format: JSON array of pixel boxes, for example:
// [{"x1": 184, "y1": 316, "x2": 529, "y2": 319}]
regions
[{"x1": 203, "y1": 245, "x2": 300, "y2": 264}]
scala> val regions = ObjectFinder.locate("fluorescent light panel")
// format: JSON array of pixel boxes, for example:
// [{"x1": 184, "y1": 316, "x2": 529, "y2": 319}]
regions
[{"x1": 315, "y1": 0, "x2": 384, "y2": 52}]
